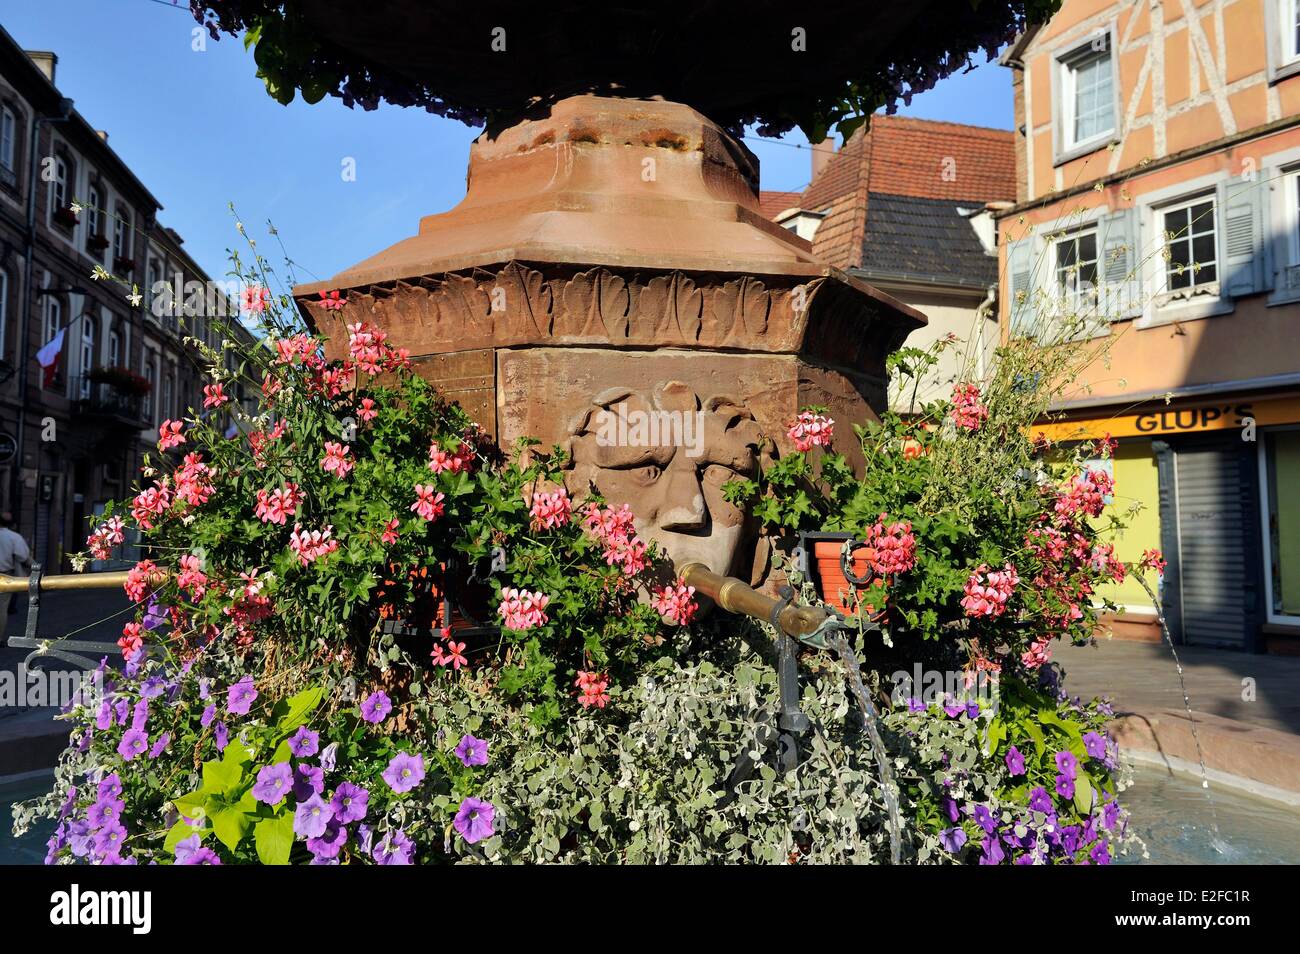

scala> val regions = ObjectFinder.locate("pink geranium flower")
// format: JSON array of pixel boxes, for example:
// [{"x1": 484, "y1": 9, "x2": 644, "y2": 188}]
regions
[
  {"x1": 321, "y1": 441, "x2": 354, "y2": 479},
  {"x1": 575, "y1": 670, "x2": 610, "y2": 709},
  {"x1": 529, "y1": 489, "x2": 572, "y2": 530},
  {"x1": 651, "y1": 579, "x2": 699, "y2": 626},
  {"x1": 497, "y1": 588, "x2": 550, "y2": 631},
  {"x1": 950, "y1": 383, "x2": 989, "y2": 432},
  {"x1": 157, "y1": 419, "x2": 186, "y2": 451},
  {"x1": 787, "y1": 410, "x2": 834, "y2": 452},
  {"x1": 410, "y1": 484, "x2": 445, "y2": 522},
  {"x1": 202, "y1": 382, "x2": 227, "y2": 408}
]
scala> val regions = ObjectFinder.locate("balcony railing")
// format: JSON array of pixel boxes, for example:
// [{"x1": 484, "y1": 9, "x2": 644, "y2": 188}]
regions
[{"x1": 74, "y1": 376, "x2": 149, "y2": 427}]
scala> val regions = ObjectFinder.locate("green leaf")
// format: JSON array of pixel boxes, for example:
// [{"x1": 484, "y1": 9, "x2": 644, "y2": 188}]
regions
[
  {"x1": 202, "y1": 758, "x2": 243, "y2": 796},
  {"x1": 210, "y1": 802, "x2": 253, "y2": 852},
  {"x1": 273, "y1": 685, "x2": 324, "y2": 732},
  {"x1": 1073, "y1": 775, "x2": 1095, "y2": 815},
  {"x1": 254, "y1": 813, "x2": 295, "y2": 865}
]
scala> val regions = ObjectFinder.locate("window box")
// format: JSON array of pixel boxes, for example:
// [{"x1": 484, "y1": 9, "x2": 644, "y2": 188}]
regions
[
  {"x1": 113, "y1": 255, "x2": 135, "y2": 275},
  {"x1": 52, "y1": 204, "x2": 79, "y2": 229},
  {"x1": 87, "y1": 232, "x2": 110, "y2": 254}
]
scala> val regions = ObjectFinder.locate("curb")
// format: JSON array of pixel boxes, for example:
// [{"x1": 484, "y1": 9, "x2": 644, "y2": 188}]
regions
[{"x1": 1112, "y1": 708, "x2": 1300, "y2": 806}]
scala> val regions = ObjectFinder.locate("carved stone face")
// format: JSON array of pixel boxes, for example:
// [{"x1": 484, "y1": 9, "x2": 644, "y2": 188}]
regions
[{"x1": 564, "y1": 381, "x2": 765, "y2": 577}]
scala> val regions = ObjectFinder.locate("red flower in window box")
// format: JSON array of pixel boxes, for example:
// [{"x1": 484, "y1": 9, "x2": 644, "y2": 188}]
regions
[
  {"x1": 53, "y1": 205, "x2": 79, "y2": 229},
  {"x1": 113, "y1": 255, "x2": 135, "y2": 274},
  {"x1": 87, "y1": 232, "x2": 110, "y2": 253}
]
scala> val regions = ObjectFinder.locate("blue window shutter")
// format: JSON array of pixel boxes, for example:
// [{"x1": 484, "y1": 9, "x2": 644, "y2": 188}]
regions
[
  {"x1": 1098, "y1": 208, "x2": 1139, "y2": 318},
  {"x1": 1007, "y1": 237, "x2": 1034, "y2": 337},
  {"x1": 1218, "y1": 177, "x2": 1267, "y2": 297}
]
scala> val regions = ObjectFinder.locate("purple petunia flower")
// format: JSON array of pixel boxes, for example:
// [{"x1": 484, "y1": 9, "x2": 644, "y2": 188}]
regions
[
  {"x1": 907, "y1": 697, "x2": 927, "y2": 713},
  {"x1": 252, "y1": 762, "x2": 293, "y2": 806},
  {"x1": 288, "y1": 726, "x2": 319, "y2": 758},
  {"x1": 944, "y1": 797, "x2": 960, "y2": 823},
  {"x1": 93, "y1": 822, "x2": 127, "y2": 860},
  {"x1": 965, "y1": 701, "x2": 980, "y2": 718},
  {"x1": 360, "y1": 690, "x2": 392, "y2": 724},
  {"x1": 307, "y1": 820, "x2": 348, "y2": 860},
  {"x1": 1004, "y1": 745, "x2": 1025, "y2": 776},
  {"x1": 131, "y1": 699, "x2": 149, "y2": 731},
  {"x1": 1054, "y1": 750, "x2": 1078, "y2": 779},
  {"x1": 973, "y1": 804, "x2": 997, "y2": 835},
  {"x1": 95, "y1": 700, "x2": 114, "y2": 731},
  {"x1": 1082, "y1": 731, "x2": 1106, "y2": 760},
  {"x1": 1101, "y1": 797, "x2": 1121, "y2": 830},
  {"x1": 319, "y1": 742, "x2": 338, "y2": 773},
  {"x1": 97, "y1": 774, "x2": 123, "y2": 801},
  {"x1": 227, "y1": 676, "x2": 258, "y2": 716},
  {"x1": 87, "y1": 798, "x2": 125, "y2": 830},
  {"x1": 942, "y1": 698, "x2": 965, "y2": 718},
  {"x1": 382, "y1": 753, "x2": 425, "y2": 794},
  {"x1": 174, "y1": 834, "x2": 203, "y2": 863},
  {"x1": 979, "y1": 834, "x2": 1005, "y2": 865},
  {"x1": 149, "y1": 732, "x2": 171, "y2": 759},
  {"x1": 140, "y1": 674, "x2": 166, "y2": 698},
  {"x1": 1028, "y1": 786, "x2": 1053, "y2": 813},
  {"x1": 214, "y1": 721, "x2": 229, "y2": 753},
  {"x1": 114, "y1": 698, "x2": 129, "y2": 724},
  {"x1": 1059, "y1": 825, "x2": 1081, "y2": 855},
  {"x1": 199, "y1": 678, "x2": 211, "y2": 701},
  {"x1": 294, "y1": 794, "x2": 334, "y2": 839},
  {"x1": 453, "y1": 796, "x2": 496, "y2": 844},
  {"x1": 454, "y1": 734, "x2": 489, "y2": 767},
  {"x1": 373, "y1": 829, "x2": 414, "y2": 865},
  {"x1": 330, "y1": 782, "x2": 369, "y2": 824},
  {"x1": 293, "y1": 763, "x2": 324, "y2": 801},
  {"x1": 142, "y1": 596, "x2": 168, "y2": 632},
  {"x1": 1089, "y1": 838, "x2": 1111, "y2": 865},
  {"x1": 117, "y1": 728, "x2": 148, "y2": 761},
  {"x1": 1055, "y1": 773, "x2": 1075, "y2": 800},
  {"x1": 200, "y1": 704, "x2": 217, "y2": 728},
  {"x1": 939, "y1": 827, "x2": 967, "y2": 853}
]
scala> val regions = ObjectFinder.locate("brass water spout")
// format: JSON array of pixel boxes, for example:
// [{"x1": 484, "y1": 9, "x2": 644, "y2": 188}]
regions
[{"x1": 675, "y1": 561, "x2": 842, "y2": 645}]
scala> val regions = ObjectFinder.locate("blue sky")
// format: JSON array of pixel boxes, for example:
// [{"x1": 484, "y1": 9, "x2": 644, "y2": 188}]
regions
[{"x1": 4, "y1": 0, "x2": 1014, "y2": 284}]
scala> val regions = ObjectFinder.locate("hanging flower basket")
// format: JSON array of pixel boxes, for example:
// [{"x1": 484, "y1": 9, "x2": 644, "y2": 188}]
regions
[{"x1": 804, "y1": 532, "x2": 876, "y2": 616}]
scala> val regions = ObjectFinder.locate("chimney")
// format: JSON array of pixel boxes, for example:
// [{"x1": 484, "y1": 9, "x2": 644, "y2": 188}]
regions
[
  {"x1": 97, "y1": 130, "x2": 109, "y2": 143},
  {"x1": 810, "y1": 137, "x2": 835, "y2": 183},
  {"x1": 25, "y1": 51, "x2": 57, "y2": 85}
]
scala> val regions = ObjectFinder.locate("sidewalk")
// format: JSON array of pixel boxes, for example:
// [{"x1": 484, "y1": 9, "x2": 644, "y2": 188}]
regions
[
  {"x1": 1057, "y1": 639, "x2": 1300, "y2": 803},
  {"x1": 0, "y1": 587, "x2": 131, "y2": 780}
]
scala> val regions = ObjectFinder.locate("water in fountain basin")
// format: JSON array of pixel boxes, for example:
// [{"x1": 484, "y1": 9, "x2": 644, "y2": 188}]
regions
[
  {"x1": 1132, "y1": 575, "x2": 1224, "y2": 851},
  {"x1": 830, "y1": 635, "x2": 904, "y2": 865}
]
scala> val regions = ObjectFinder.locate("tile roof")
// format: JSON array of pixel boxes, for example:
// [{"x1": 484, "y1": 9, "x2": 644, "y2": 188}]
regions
[
  {"x1": 758, "y1": 190, "x2": 804, "y2": 219},
  {"x1": 853, "y1": 193, "x2": 998, "y2": 290},
  {"x1": 773, "y1": 114, "x2": 1015, "y2": 279}
]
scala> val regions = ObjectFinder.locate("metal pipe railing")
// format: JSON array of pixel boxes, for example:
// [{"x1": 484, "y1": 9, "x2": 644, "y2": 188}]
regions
[{"x1": 0, "y1": 570, "x2": 132, "y2": 593}]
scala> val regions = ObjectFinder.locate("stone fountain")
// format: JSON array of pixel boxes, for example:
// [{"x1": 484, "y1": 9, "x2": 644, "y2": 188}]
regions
[{"x1": 295, "y1": 95, "x2": 924, "y2": 583}]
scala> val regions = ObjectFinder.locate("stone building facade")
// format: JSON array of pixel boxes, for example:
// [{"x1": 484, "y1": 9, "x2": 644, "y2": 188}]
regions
[{"x1": 0, "y1": 26, "x2": 254, "y2": 571}]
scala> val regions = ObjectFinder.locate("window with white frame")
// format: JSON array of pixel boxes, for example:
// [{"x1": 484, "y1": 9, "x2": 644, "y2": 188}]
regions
[
  {"x1": 79, "y1": 315, "x2": 95, "y2": 398},
  {"x1": 109, "y1": 327, "x2": 121, "y2": 367},
  {"x1": 114, "y1": 207, "x2": 131, "y2": 261},
  {"x1": 143, "y1": 350, "x2": 158, "y2": 423},
  {"x1": 44, "y1": 296, "x2": 61, "y2": 344},
  {"x1": 1060, "y1": 38, "x2": 1115, "y2": 151},
  {"x1": 50, "y1": 155, "x2": 69, "y2": 214},
  {"x1": 1160, "y1": 195, "x2": 1218, "y2": 294},
  {"x1": 86, "y1": 185, "x2": 102, "y2": 242},
  {"x1": 0, "y1": 105, "x2": 15, "y2": 173},
  {"x1": 1284, "y1": 0, "x2": 1300, "y2": 63},
  {"x1": 162, "y1": 370, "x2": 174, "y2": 422},
  {"x1": 1054, "y1": 228, "x2": 1099, "y2": 313}
]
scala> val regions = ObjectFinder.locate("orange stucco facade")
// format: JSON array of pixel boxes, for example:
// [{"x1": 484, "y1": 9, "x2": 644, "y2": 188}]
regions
[{"x1": 998, "y1": 0, "x2": 1300, "y2": 651}]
